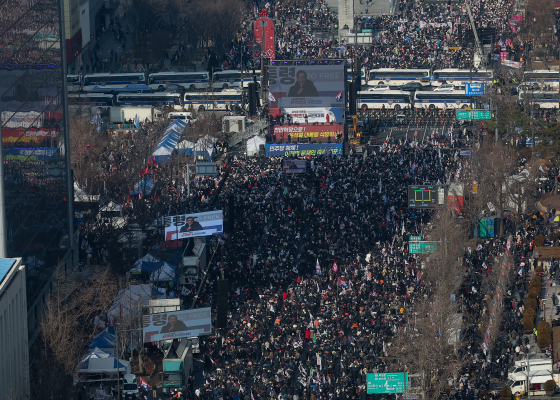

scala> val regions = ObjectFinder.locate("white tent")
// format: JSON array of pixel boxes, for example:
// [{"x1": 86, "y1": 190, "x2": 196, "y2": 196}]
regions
[
  {"x1": 246, "y1": 136, "x2": 265, "y2": 156},
  {"x1": 107, "y1": 284, "x2": 153, "y2": 322}
]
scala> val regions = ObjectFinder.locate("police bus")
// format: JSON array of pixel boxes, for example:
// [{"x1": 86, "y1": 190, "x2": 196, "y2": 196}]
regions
[
  {"x1": 413, "y1": 90, "x2": 472, "y2": 110},
  {"x1": 357, "y1": 90, "x2": 412, "y2": 111},
  {"x1": 82, "y1": 73, "x2": 146, "y2": 91},
  {"x1": 116, "y1": 92, "x2": 183, "y2": 107},
  {"x1": 432, "y1": 69, "x2": 494, "y2": 87},
  {"x1": 367, "y1": 68, "x2": 430, "y2": 87},
  {"x1": 148, "y1": 72, "x2": 210, "y2": 91}
]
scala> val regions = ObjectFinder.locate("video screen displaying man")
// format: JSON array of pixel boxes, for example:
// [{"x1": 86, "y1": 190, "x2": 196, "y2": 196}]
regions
[
  {"x1": 160, "y1": 315, "x2": 188, "y2": 333},
  {"x1": 288, "y1": 70, "x2": 319, "y2": 97},
  {"x1": 180, "y1": 216, "x2": 203, "y2": 233}
]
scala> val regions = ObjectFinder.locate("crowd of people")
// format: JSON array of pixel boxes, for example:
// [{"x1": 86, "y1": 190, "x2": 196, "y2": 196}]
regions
[{"x1": 219, "y1": 0, "x2": 523, "y2": 72}]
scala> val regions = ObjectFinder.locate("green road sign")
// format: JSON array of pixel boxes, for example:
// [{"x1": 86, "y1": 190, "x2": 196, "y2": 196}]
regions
[
  {"x1": 408, "y1": 241, "x2": 437, "y2": 254},
  {"x1": 367, "y1": 373, "x2": 409, "y2": 394},
  {"x1": 409, "y1": 236, "x2": 422, "y2": 241},
  {"x1": 456, "y1": 110, "x2": 491, "y2": 120},
  {"x1": 362, "y1": 29, "x2": 372, "y2": 33}
]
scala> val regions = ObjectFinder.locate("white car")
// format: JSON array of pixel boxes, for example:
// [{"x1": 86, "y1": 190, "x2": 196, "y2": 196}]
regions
[{"x1": 368, "y1": 85, "x2": 391, "y2": 91}]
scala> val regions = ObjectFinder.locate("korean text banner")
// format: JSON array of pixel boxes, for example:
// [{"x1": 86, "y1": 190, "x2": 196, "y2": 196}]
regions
[
  {"x1": 164, "y1": 210, "x2": 223, "y2": 241},
  {"x1": 283, "y1": 160, "x2": 306, "y2": 173},
  {"x1": 271, "y1": 124, "x2": 344, "y2": 143},
  {"x1": 268, "y1": 64, "x2": 346, "y2": 108},
  {"x1": 142, "y1": 307, "x2": 212, "y2": 343},
  {"x1": 266, "y1": 143, "x2": 343, "y2": 157},
  {"x1": 282, "y1": 107, "x2": 343, "y2": 123}
]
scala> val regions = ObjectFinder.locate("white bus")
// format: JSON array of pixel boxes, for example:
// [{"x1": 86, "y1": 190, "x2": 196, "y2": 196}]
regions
[
  {"x1": 432, "y1": 69, "x2": 493, "y2": 87},
  {"x1": 184, "y1": 90, "x2": 242, "y2": 111},
  {"x1": 518, "y1": 91, "x2": 560, "y2": 109},
  {"x1": 67, "y1": 74, "x2": 82, "y2": 92},
  {"x1": 357, "y1": 90, "x2": 412, "y2": 111},
  {"x1": 367, "y1": 68, "x2": 430, "y2": 87},
  {"x1": 82, "y1": 73, "x2": 145, "y2": 91},
  {"x1": 347, "y1": 68, "x2": 368, "y2": 86},
  {"x1": 413, "y1": 90, "x2": 471, "y2": 110},
  {"x1": 148, "y1": 72, "x2": 210, "y2": 91},
  {"x1": 524, "y1": 70, "x2": 560, "y2": 88},
  {"x1": 116, "y1": 92, "x2": 183, "y2": 107},
  {"x1": 212, "y1": 70, "x2": 260, "y2": 89},
  {"x1": 69, "y1": 93, "x2": 115, "y2": 108}
]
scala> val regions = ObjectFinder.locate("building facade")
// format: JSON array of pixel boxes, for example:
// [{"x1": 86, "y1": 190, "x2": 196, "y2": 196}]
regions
[
  {"x1": 0, "y1": 258, "x2": 30, "y2": 400},
  {"x1": 0, "y1": 0, "x2": 76, "y2": 349}
]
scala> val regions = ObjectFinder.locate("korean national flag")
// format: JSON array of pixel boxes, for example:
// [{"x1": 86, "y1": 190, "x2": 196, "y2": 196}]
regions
[
  {"x1": 140, "y1": 378, "x2": 151, "y2": 391},
  {"x1": 335, "y1": 91, "x2": 343, "y2": 102}
]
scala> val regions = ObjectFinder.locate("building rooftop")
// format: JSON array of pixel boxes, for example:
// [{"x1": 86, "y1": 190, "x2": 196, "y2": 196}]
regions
[{"x1": 0, "y1": 258, "x2": 17, "y2": 286}]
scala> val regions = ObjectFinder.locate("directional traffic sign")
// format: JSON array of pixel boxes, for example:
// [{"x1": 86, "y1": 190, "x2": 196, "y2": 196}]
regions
[
  {"x1": 409, "y1": 236, "x2": 422, "y2": 241},
  {"x1": 456, "y1": 110, "x2": 491, "y2": 120},
  {"x1": 465, "y1": 82, "x2": 487, "y2": 96},
  {"x1": 408, "y1": 241, "x2": 438, "y2": 254},
  {"x1": 367, "y1": 373, "x2": 409, "y2": 394}
]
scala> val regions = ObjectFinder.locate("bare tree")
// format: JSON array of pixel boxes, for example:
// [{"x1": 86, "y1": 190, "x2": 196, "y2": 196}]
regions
[{"x1": 390, "y1": 211, "x2": 468, "y2": 399}]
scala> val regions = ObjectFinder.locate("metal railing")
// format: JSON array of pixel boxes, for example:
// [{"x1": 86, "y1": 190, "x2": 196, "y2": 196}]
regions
[{"x1": 228, "y1": 120, "x2": 268, "y2": 147}]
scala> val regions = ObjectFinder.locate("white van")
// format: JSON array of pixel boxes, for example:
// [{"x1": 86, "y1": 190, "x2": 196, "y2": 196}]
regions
[
  {"x1": 122, "y1": 374, "x2": 139, "y2": 398},
  {"x1": 508, "y1": 359, "x2": 553, "y2": 379},
  {"x1": 168, "y1": 111, "x2": 194, "y2": 121},
  {"x1": 506, "y1": 371, "x2": 559, "y2": 396}
]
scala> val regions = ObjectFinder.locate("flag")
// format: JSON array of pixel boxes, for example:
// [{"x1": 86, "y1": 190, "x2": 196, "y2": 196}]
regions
[
  {"x1": 335, "y1": 91, "x2": 343, "y2": 102},
  {"x1": 338, "y1": 278, "x2": 349, "y2": 289},
  {"x1": 333, "y1": 261, "x2": 338, "y2": 272},
  {"x1": 315, "y1": 258, "x2": 322, "y2": 275},
  {"x1": 268, "y1": 92, "x2": 276, "y2": 102},
  {"x1": 139, "y1": 378, "x2": 151, "y2": 391}
]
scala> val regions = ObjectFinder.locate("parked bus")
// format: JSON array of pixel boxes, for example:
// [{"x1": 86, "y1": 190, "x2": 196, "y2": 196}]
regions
[
  {"x1": 90, "y1": 84, "x2": 152, "y2": 94},
  {"x1": 357, "y1": 90, "x2": 412, "y2": 111},
  {"x1": 184, "y1": 90, "x2": 242, "y2": 111},
  {"x1": 82, "y1": 73, "x2": 146, "y2": 91},
  {"x1": 432, "y1": 69, "x2": 493, "y2": 87},
  {"x1": 347, "y1": 68, "x2": 368, "y2": 86},
  {"x1": 67, "y1": 74, "x2": 82, "y2": 92},
  {"x1": 148, "y1": 72, "x2": 210, "y2": 91},
  {"x1": 523, "y1": 70, "x2": 560, "y2": 88},
  {"x1": 116, "y1": 92, "x2": 182, "y2": 107},
  {"x1": 367, "y1": 68, "x2": 430, "y2": 87},
  {"x1": 68, "y1": 93, "x2": 115, "y2": 107},
  {"x1": 413, "y1": 90, "x2": 471, "y2": 110},
  {"x1": 212, "y1": 70, "x2": 260, "y2": 89},
  {"x1": 518, "y1": 91, "x2": 560, "y2": 109}
]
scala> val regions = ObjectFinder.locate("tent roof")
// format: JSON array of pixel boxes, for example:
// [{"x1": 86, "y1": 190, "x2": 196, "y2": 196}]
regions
[
  {"x1": 130, "y1": 177, "x2": 154, "y2": 196},
  {"x1": 78, "y1": 357, "x2": 129, "y2": 373},
  {"x1": 150, "y1": 262, "x2": 177, "y2": 282},
  {"x1": 133, "y1": 254, "x2": 160, "y2": 270}
]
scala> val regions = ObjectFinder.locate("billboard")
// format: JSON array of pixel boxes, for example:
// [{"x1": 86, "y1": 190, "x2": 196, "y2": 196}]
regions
[
  {"x1": 142, "y1": 307, "x2": 212, "y2": 343},
  {"x1": 268, "y1": 64, "x2": 346, "y2": 108},
  {"x1": 271, "y1": 124, "x2": 344, "y2": 143},
  {"x1": 266, "y1": 143, "x2": 343, "y2": 157},
  {"x1": 164, "y1": 210, "x2": 223, "y2": 241},
  {"x1": 283, "y1": 160, "x2": 306, "y2": 173},
  {"x1": 282, "y1": 107, "x2": 342, "y2": 124},
  {"x1": 407, "y1": 185, "x2": 446, "y2": 208}
]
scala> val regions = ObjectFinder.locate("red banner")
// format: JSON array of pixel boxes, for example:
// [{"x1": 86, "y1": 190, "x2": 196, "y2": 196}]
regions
[
  {"x1": 254, "y1": 17, "x2": 275, "y2": 59},
  {"x1": 270, "y1": 124, "x2": 343, "y2": 143}
]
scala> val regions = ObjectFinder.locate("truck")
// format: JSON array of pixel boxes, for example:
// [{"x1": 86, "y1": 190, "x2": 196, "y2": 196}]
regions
[
  {"x1": 508, "y1": 358, "x2": 553, "y2": 379},
  {"x1": 162, "y1": 359, "x2": 186, "y2": 394},
  {"x1": 109, "y1": 106, "x2": 163, "y2": 124},
  {"x1": 506, "y1": 370, "x2": 559, "y2": 396},
  {"x1": 122, "y1": 374, "x2": 139, "y2": 399}
]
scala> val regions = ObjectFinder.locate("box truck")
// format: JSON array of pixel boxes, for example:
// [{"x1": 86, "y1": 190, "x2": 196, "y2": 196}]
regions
[
  {"x1": 109, "y1": 107, "x2": 163, "y2": 124},
  {"x1": 508, "y1": 358, "x2": 553, "y2": 379},
  {"x1": 506, "y1": 370, "x2": 559, "y2": 396}
]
